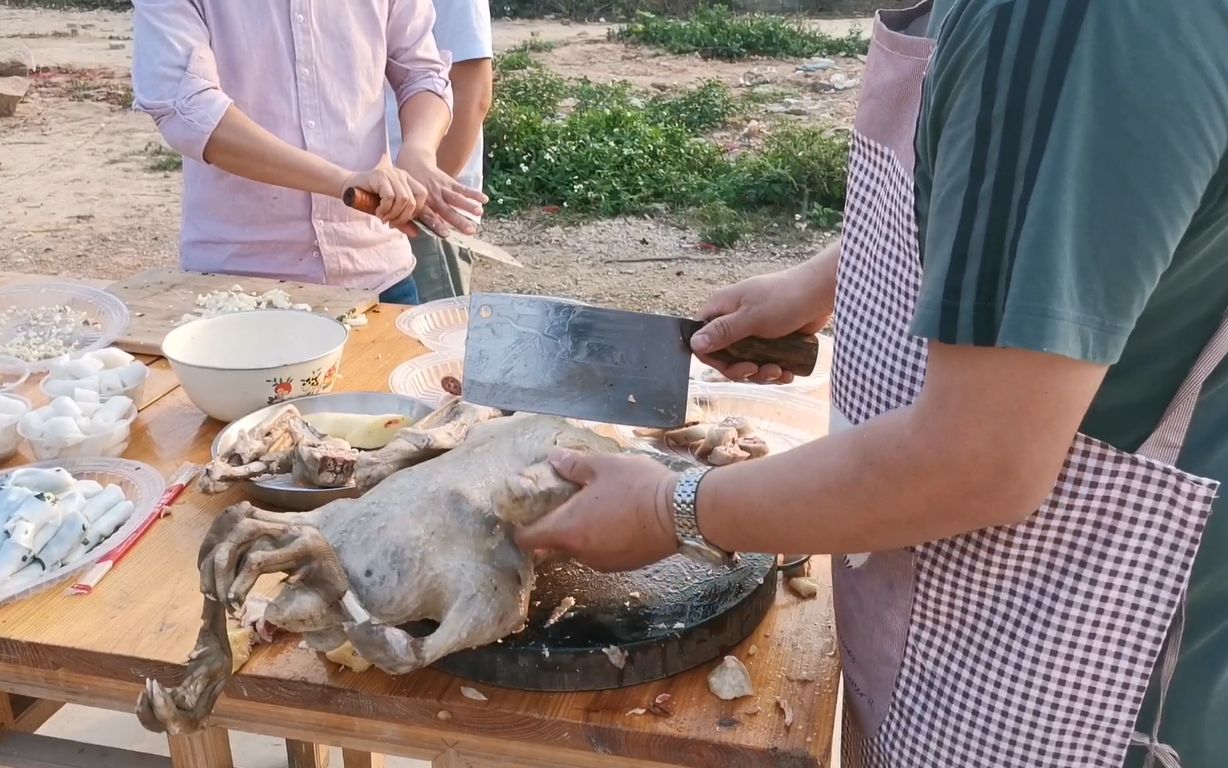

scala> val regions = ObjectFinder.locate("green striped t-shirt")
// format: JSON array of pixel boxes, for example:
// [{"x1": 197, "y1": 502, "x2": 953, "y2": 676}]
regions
[{"x1": 912, "y1": 2, "x2": 1228, "y2": 766}]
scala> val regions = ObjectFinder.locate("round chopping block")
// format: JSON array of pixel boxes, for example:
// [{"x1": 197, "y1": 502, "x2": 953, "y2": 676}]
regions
[{"x1": 412, "y1": 553, "x2": 777, "y2": 691}]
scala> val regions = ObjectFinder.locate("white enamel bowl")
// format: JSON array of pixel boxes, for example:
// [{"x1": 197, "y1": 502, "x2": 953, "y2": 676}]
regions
[{"x1": 161, "y1": 309, "x2": 349, "y2": 422}]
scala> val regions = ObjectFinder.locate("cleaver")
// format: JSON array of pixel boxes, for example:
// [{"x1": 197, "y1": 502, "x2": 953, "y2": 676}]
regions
[
  {"x1": 343, "y1": 187, "x2": 523, "y2": 268},
  {"x1": 461, "y1": 293, "x2": 819, "y2": 428}
]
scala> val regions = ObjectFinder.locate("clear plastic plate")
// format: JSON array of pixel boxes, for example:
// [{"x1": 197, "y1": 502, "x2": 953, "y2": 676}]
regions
[
  {"x1": 0, "y1": 456, "x2": 166, "y2": 605},
  {"x1": 0, "y1": 283, "x2": 130, "y2": 372},
  {"x1": 615, "y1": 382, "x2": 827, "y2": 462},
  {"x1": 396, "y1": 297, "x2": 469, "y2": 353},
  {"x1": 387, "y1": 351, "x2": 464, "y2": 405},
  {"x1": 395, "y1": 295, "x2": 587, "y2": 354}
]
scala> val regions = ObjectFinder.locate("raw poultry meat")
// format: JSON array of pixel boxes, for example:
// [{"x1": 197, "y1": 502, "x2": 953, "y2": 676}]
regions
[
  {"x1": 635, "y1": 412, "x2": 771, "y2": 467},
  {"x1": 200, "y1": 399, "x2": 502, "y2": 494},
  {"x1": 136, "y1": 401, "x2": 629, "y2": 735}
]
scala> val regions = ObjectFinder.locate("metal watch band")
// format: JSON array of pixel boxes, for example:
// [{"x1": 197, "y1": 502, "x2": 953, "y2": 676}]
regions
[{"x1": 672, "y1": 466, "x2": 734, "y2": 565}]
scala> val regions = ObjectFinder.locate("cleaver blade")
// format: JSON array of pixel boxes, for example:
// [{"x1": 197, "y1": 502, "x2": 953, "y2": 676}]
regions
[{"x1": 460, "y1": 294, "x2": 819, "y2": 429}]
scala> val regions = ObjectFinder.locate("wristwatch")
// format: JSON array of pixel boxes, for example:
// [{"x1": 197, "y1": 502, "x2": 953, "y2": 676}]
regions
[{"x1": 672, "y1": 466, "x2": 736, "y2": 566}]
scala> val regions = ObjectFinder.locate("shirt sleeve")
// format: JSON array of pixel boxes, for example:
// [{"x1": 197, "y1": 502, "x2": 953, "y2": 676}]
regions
[
  {"x1": 130, "y1": 0, "x2": 234, "y2": 163},
  {"x1": 910, "y1": 0, "x2": 1228, "y2": 365},
  {"x1": 431, "y1": 0, "x2": 494, "y2": 63},
  {"x1": 386, "y1": 0, "x2": 454, "y2": 114}
]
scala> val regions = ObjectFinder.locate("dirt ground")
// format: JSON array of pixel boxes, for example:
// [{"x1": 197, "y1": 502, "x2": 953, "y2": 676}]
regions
[{"x1": 0, "y1": 7, "x2": 866, "y2": 314}]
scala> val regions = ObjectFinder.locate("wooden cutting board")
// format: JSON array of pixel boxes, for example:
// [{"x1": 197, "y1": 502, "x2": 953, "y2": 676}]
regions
[{"x1": 106, "y1": 269, "x2": 378, "y2": 355}]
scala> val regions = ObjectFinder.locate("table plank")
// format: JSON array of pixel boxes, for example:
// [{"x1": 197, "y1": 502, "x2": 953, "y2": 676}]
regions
[
  {"x1": 0, "y1": 306, "x2": 839, "y2": 768},
  {"x1": 0, "y1": 732, "x2": 172, "y2": 768}
]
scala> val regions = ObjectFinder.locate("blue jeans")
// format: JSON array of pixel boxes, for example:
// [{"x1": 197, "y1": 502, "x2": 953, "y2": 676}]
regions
[{"x1": 379, "y1": 274, "x2": 420, "y2": 306}]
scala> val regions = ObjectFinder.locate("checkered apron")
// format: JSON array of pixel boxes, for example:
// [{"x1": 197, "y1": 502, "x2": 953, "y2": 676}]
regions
[{"x1": 830, "y1": 4, "x2": 1223, "y2": 767}]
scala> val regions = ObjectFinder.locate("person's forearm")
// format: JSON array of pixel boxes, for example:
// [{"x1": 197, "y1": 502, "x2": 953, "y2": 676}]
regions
[
  {"x1": 807, "y1": 238, "x2": 840, "y2": 318},
  {"x1": 695, "y1": 400, "x2": 1050, "y2": 557},
  {"x1": 436, "y1": 59, "x2": 493, "y2": 177},
  {"x1": 202, "y1": 107, "x2": 349, "y2": 196},
  {"x1": 395, "y1": 91, "x2": 452, "y2": 163}
]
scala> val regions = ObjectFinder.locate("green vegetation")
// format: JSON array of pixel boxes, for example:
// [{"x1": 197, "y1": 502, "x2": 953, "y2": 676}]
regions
[
  {"x1": 494, "y1": 38, "x2": 558, "y2": 72},
  {"x1": 614, "y1": 6, "x2": 868, "y2": 60},
  {"x1": 143, "y1": 142, "x2": 182, "y2": 172},
  {"x1": 486, "y1": 54, "x2": 847, "y2": 244}
]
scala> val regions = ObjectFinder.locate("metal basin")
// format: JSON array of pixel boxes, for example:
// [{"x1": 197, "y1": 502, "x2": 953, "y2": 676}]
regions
[{"x1": 210, "y1": 391, "x2": 435, "y2": 511}]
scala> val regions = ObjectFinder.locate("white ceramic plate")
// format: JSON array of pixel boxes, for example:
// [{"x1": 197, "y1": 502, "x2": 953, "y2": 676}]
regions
[
  {"x1": 615, "y1": 383, "x2": 826, "y2": 462},
  {"x1": 388, "y1": 350, "x2": 464, "y2": 406},
  {"x1": 0, "y1": 283, "x2": 130, "y2": 372},
  {"x1": 0, "y1": 457, "x2": 165, "y2": 605}
]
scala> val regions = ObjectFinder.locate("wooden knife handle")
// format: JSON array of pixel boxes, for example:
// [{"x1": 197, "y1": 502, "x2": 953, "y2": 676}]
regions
[
  {"x1": 682, "y1": 320, "x2": 819, "y2": 377},
  {"x1": 343, "y1": 187, "x2": 380, "y2": 215},
  {"x1": 344, "y1": 186, "x2": 441, "y2": 239}
]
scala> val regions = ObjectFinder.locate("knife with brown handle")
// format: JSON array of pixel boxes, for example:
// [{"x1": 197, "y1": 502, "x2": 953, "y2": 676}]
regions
[{"x1": 342, "y1": 187, "x2": 523, "y2": 268}]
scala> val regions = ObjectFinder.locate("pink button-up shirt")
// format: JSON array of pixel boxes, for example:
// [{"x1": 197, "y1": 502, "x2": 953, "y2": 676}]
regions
[{"x1": 132, "y1": 0, "x2": 453, "y2": 291}]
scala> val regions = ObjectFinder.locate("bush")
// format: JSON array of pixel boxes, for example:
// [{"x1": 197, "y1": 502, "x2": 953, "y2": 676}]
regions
[
  {"x1": 615, "y1": 6, "x2": 868, "y2": 59},
  {"x1": 485, "y1": 56, "x2": 848, "y2": 243}
]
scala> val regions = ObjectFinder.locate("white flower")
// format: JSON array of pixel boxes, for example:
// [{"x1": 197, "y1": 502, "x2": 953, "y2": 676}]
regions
[{"x1": 519, "y1": 163, "x2": 529, "y2": 172}]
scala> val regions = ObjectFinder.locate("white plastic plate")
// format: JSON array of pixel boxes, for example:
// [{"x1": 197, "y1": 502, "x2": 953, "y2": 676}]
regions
[
  {"x1": 395, "y1": 297, "x2": 469, "y2": 353},
  {"x1": 388, "y1": 350, "x2": 464, "y2": 405}
]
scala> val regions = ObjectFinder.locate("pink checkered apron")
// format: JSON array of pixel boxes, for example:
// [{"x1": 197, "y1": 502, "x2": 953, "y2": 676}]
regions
[{"x1": 830, "y1": 3, "x2": 1224, "y2": 767}]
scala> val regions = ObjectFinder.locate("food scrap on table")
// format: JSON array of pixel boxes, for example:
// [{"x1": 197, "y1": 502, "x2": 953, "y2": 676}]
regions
[
  {"x1": 788, "y1": 576, "x2": 820, "y2": 599},
  {"x1": 603, "y1": 644, "x2": 628, "y2": 669},
  {"x1": 324, "y1": 641, "x2": 372, "y2": 673},
  {"x1": 776, "y1": 696, "x2": 794, "y2": 728},
  {"x1": 648, "y1": 693, "x2": 675, "y2": 717},
  {"x1": 460, "y1": 686, "x2": 488, "y2": 702},
  {"x1": 707, "y1": 655, "x2": 755, "y2": 700},
  {"x1": 544, "y1": 595, "x2": 576, "y2": 628}
]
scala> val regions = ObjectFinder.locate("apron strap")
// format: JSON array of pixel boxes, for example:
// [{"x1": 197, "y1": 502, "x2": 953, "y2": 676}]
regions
[
  {"x1": 1130, "y1": 599, "x2": 1187, "y2": 768},
  {"x1": 1137, "y1": 310, "x2": 1228, "y2": 465}
]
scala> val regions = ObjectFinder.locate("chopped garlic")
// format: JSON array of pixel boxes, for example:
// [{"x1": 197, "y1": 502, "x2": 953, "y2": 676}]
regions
[
  {"x1": 0, "y1": 304, "x2": 95, "y2": 362},
  {"x1": 180, "y1": 287, "x2": 314, "y2": 323}
]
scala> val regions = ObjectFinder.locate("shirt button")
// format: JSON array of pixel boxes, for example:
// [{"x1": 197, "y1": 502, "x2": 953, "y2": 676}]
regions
[
  {"x1": 313, "y1": 250, "x2": 321, "y2": 258},
  {"x1": 296, "y1": 13, "x2": 305, "y2": 22},
  {"x1": 317, "y1": 219, "x2": 325, "y2": 226},
  {"x1": 302, "y1": 67, "x2": 310, "y2": 76},
  {"x1": 307, "y1": 120, "x2": 316, "y2": 128}
]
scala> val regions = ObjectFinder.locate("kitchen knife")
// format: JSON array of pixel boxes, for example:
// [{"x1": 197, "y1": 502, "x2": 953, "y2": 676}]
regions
[
  {"x1": 461, "y1": 293, "x2": 819, "y2": 428},
  {"x1": 342, "y1": 187, "x2": 523, "y2": 268}
]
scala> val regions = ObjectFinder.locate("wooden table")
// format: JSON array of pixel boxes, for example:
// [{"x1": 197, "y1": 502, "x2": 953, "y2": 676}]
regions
[{"x1": 0, "y1": 274, "x2": 840, "y2": 768}]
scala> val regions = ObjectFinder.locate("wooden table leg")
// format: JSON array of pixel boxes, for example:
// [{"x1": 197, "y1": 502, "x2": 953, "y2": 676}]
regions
[
  {"x1": 167, "y1": 727, "x2": 234, "y2": 768},
  {"x1": 0, "y1": 693, "x2": 62, "y2": 733},
  {"x1": 287, "y1": 740, "x2": 332, "y2": 767},
  {"x1": 342, "y1": 749, "x2": 385, "y2": 768}
]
